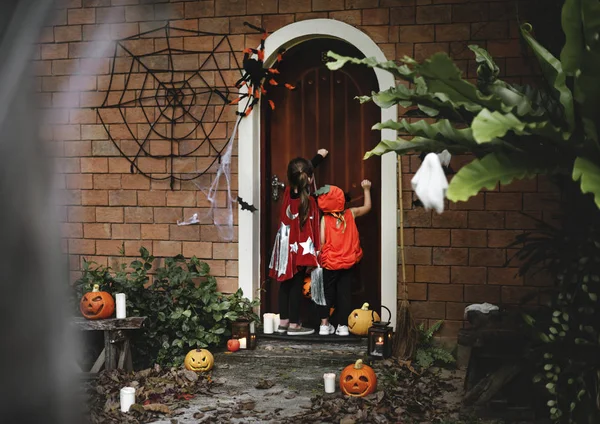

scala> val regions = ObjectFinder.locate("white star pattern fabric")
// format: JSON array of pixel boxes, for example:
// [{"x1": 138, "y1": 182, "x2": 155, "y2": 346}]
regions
[
  {"x1": 299, "y1": 237, "x2": 315, "y2": 256},
  {"x1": 285, "y1": 205, "x2": 299, "y2": 220},
  {"x1": 290, "y1": 242, "x2": 298, "y2": 253},
  {"x1": 411, "y1": 152, "x2": 448, "y2": 214}
]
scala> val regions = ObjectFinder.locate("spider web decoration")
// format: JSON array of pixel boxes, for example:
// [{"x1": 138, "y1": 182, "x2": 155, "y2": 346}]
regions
[{"x1": 96, "y1": 24, "x2": 243, "y2": 189}]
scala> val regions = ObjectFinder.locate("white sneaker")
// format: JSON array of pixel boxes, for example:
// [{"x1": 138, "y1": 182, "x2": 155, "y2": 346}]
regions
[
  {"x1": 319, "y1": 324, "x2": 335, "y2": 335},
  {"x1": 336, "y1": 325, "x2": 349, "y2": 336}
]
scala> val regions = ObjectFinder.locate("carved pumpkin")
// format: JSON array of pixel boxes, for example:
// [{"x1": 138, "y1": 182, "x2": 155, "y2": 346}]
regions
[
  {"x1": 184, "y1": 349, "x2": 214, "y2": 372},
  {"x1": 340, "y1": 359, "x2": 377, "y2": 397},
  {"x1": 302, "y1": 276, "x2": 311, "y2": 299},
  {"x1": 348, "y1": 303, "x2": 380, "y2": 336},
  {"x1": 227, "y1": 339, "x2": 240, "y2": 352},
  {"x1": 80, "y1": 284, "x2": 115, "y2": 320}
]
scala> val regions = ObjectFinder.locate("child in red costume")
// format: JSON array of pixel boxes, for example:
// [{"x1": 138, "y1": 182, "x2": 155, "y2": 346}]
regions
[
  {"x1": 316, "y1": 180, "x2": 372, "y2": 336},
  {"x1": 268, "y1": 150, "x2": 328, "y2": 336}
]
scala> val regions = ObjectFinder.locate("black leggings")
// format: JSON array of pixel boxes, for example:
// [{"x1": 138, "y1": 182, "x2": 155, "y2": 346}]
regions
[
  {"x1": 278, "y1": 269, "x2": 305, "y2": 324},
  {"x1": 319, "y1": 267, "x2": 354, "y2": 326}
]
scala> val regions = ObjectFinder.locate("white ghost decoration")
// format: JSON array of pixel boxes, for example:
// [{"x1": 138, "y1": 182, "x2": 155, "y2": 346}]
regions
[
  {"x1": 437, "y1": 149, "x2": 452, "y2": 167},
  {"x1": 411, "y1": 153, "x2": 448, "y2": 214}
]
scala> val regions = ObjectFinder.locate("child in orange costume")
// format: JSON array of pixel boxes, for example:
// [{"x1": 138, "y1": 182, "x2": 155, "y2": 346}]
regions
[{"x1": 316, "y1": 180, "x2": 371, "y2": 336}]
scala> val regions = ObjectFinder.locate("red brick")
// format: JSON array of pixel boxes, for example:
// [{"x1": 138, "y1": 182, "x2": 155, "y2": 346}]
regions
[
  {"x1": 433, "y1": 247, "x2": 468, "y2": 265},
  {"x1": 405, "y1": 246, "x2": 432, "y2": 265},
  {"x1": 153, "y1": 241, "x2": 182, "y2": 257},
  {"x1": 68, "y1": 206, "x2": 95, "y2": 222},
  {"x1": 471, "y1": 21, "x2": 508, "y2": 40},
  {"x1": 429, "y1": 283, "x2": 463, "y2": 301},
  {"x1": 122, "y1": 175, "x2": 151, "y2": 190},
  {"x1": 124, "y1": 207, "x2": 153, "y2": 223},
  {"x1": 451, "y1": 3, "x2": 488, "y2": 22},
  {"x1": 468, "y1": 211, "x2": 504, "y2": 229},
  {"x1": 411, "y1": 300, "x2": 445, "y2": 319},
  {"x1": 84, "y1": 223, "x2": 111, "y2": 239},
  {"x1": 396, "y1": 42, "x2": 414, "y2": 58},
  {"x1": 313, "y1": 0, "x2": 344, "y2": 10},
  {"x1": 505, "y1": 212, "x2": 540, "y2": 230},
  {"x1": 185, "y1": 1, "x2": 214, "y2": 18},
  {"x1": 416, "y1": 5, "x2": 451, "y2": 23},
  {"x1": 97, "y1": 6, "x2": 125, "y2": 23},
  {"x1": 108, "y1": 190, "x2": 137, "y2": 206},
  {"x1": 42, "y1": 44, "x2": 69, "y2": 60},
  {"x1": 94, "y1": 174, "x2": 121, "y2": 190},
  {"x1": 96, "y1": 240, "x2": 124, "y2": 255},
  {"x1": 183, "y1": 242, "x2": 212, "y2": 258},
  {"x1": 95, "y1": 206, "x2": 124, "y2": 223},
  {"x1": 204, "y1": 260, "x2": 226, "y2": 276},
  {"x1": 69, "y1": 239, "x2": 95, "y2": 255},
  {"x1": 469, "y1": 248, "x2": 505, "y2": 266},
  {"x1": 487, "y1": 39, "x2": 522, "y2": 58},
  {"x1": 435, "y1": 23, "x2": 469, "y2": 41},
  {"x1": 124, "y1": 5, "x2": 154, "y2": 21},
  {"x1": 110, "y1": 23, "x2": 139, "y2": 40},
  {"x1": 329, "y1": 10, "x2": 362, "y2": 25},
  {"x1": 62, "y1": 223, "x2": 83, "y2": 238},
  {"x1": 247, "y1": 0, "x2": 277, "y2": 14},
  {"x1": 450, "y1": 266, "x2": 486, "y2": 284},
  {"x1": 464, "y1": 284, "x2": 500, "y2": 303},
  {"x1": 523, "y1": 193, "x2": 561, "y2": 211},
  {"x1": 414, "y1": 42, "x2": 449, "y2": 61},
  {"x1": 154, "y1": 207, "x2": 182, "y2": 223},
  {"x1": 81, "y1": 190, "x2": 108, "y2": 206},
  {"x1": 406, "y1": 209, "x2": 432, "y2": 227},
  {"x1": 262, "y1": 14, "x2": 296, "y2": 32},
  {"x1": 138, "y1": 191, "x2": 166, "y2": 206},
  {"x1": 112, "y1": 224, "x2": 140, "y2": 239},
  {"x1": 141, "y1": 224, "x2": 169, "y2": 240},
  {"x1": 226, "y1": 261, "x2": 238, "y2": 277},
  {"x1": 431, "y1": 210, "x2": 467, "y2": 228},
  {"x1": 488, "y1": 267, "x2": 523, "y2": 285},
  {"x1": 449, "y1": 194, "x2": 484, "y2": 210},
  {"x1": 446, "y1": 302, "x2": 467, "y2": 320},
  {"x1": 502, "y1": 286, "x2": 538, "y2": 304},
  {"x1": 390, "y1": 6, "x2": 416, "y2": 24},
  {"x1": 346, "y1": 0, "x2": 378, "y2": 8},
  {"x1": 407, "y1": 283, "x2": 427, "y2": 301},
  {"x1": 154, "y1": 3, "x2": 184, "y2": 20},
  {"x1": 415, "y1": 229, "x2": 450, "y2": 246},
  {"x1": 166, "y1": 191, "x2": 195, "y2": 207},
  {"x1": 363, "y1": 8, "x2": 390, "y2": 24},
  {"x1": 279, "y1": 0, "x2": 311, "y2": 12},
  {"x1": 170, "y1": 225, "x2": 200, "y2": 241},
  {"x1": 80, "y1": 158, "x2": 107, "y2": 173},
  {"x1": 436, "y1": 320, "x2": 463, "y2": 338},
  {"x1": 486, "y1": 192, "x2": 522, "y2": 211},
  {"x1": 68, "y1": 8, "x2": 96, "y2": 25},
  {"x1": 215, "y1": 0, "x2": 246, "y2": 16},
  {"x1": 488, "y1": 230, "x2": 522, "y2": 248},
  {"x1": 399, "y1": 24, "x2": 434, "y2": 42},
  {"x1": 55, "y1": 26, "x2": 82, "y2": 43},
  {"x1": 213, "y1": 243, "x2": 238, "y2": 260},
  {"x1": 415, "y1": 265, "x2": 449, "y2": 283},
  {"x1": 216, "y1": 277, "x2": 238, "y2": 293},
  {"x1": 451, "y1": 229, "x2": 486, "y2": 247}
]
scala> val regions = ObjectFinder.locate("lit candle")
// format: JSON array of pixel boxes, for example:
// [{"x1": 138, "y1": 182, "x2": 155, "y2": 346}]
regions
[
  {"x1": 116, "y1": 293, "x2": 126, "y2": 319},
  {"x1": 376, "y1": 336, "x2": 384, "y2": 345},
  {"x1": 263, "y1": 313, "x2": 274, "y2": 334},
  {"x1": 239, "y1": 337, "x2": 247, "y2": 349},
  {"x1": 249, "y1": 334, "x2": 257, "y2": 349},
  {"x1": 120, "y1": 387, "x2": 135, "y2": 413}
]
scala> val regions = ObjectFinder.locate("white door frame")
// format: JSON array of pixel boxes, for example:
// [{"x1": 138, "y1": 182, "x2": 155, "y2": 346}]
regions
[{"x1": 237, "y1": 19, "x2": 398, "y2": 325}]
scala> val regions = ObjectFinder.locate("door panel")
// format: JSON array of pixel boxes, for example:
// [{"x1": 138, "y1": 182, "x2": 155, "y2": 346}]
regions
[{"x1": 261, "y1": 38, "x2": 381, "y2": 324}]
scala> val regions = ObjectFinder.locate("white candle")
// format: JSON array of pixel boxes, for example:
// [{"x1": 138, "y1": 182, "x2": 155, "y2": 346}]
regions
[
  {"x1": 273, "y1": 314, "x2": 280, "y2": 331},
  {"x1": 263, "y1": 313, "x2": 274, "y2": 334},
  {"x1": 120, "y1": 387, "x2": 135, "y2": 412},
  {"x1": 239, "y1": 337, "x2": 247, "y2": 349},
  {"x1": 250, "y1": 321, "x2": 255, "y2": 334},
  {"x1": 323, "y1": 373, "x2": 336, "y2": 393},
  {"x1": 116, "y1": 293, "x2": 126, "y2": 319}
]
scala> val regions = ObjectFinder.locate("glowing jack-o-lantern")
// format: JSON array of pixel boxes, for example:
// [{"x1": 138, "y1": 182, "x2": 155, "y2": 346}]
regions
[
  {"x1": 302, "y1": 276, "x2": 311, "y2": 299},
  {"x1": 79, "y1": 284, "x2": 115, "y2": 320},
  {"x1": 184, "y1": 349, "x2": 214, "y2": 372},
  {"x1": 348, "y1": 303, "x2": 380, "y2": 336},
  {"x1": 339, "y1": 359, "x2": 377, "y2": 397}
]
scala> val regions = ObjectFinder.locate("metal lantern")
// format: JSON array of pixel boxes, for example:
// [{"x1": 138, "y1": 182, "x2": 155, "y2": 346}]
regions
[
  {"x1": 232, "y1": 320, "x2": 257, "y2": 350},
  {"x1": 368, "y1": 305, "x2": 393, "y2": 359}
]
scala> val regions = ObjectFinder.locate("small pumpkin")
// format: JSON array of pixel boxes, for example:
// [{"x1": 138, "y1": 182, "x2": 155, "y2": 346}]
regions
[
  {"x1": 184, "y1": 348, "x2": 214, "y2": 372},
  {"x1": 227, "y1": 339, "x2": 240, "y2": 352},
  {"x1": 347, "y1": 302, "x2": 380, "y2": 336},
  {"x1": 302, "y1": 276, "x2": 311, "y2": 299},
  {"x1": 80, "y1": 284, "x2": 115, "y2": 320},
  {"x1": 340, "y1": 359, "x2": 377, "y2": 397}
]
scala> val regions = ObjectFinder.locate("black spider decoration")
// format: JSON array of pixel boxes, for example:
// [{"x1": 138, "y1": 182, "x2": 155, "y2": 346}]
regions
[{"x1": 231, "y1": 22, "x2": 296, "y2": 117}]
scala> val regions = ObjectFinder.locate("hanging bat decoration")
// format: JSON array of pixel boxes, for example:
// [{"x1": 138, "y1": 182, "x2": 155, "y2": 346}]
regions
[
  {"x1": 230, "y1": 22, "x2": 297, "y2": 117},
  {"x1": 237, "y1": 196, "x2": 258, "y2": 213}
]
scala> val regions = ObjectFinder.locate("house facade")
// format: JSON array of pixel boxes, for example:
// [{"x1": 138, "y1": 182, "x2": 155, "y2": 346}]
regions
[{"x1": 41, "y1": 0, "x2": 553, "y2": 342}]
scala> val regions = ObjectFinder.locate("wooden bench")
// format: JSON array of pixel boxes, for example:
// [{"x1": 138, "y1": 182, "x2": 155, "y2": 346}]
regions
[{"x1": 71, "y1": 317, "x2": 146, "y2": 373}]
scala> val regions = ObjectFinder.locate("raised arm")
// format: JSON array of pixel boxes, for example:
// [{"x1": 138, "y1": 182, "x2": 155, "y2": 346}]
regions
[
  {"x1": 311, "y1": 148, "x2": 329, "y2": 169},
  {"x1": 350, "y1": 180, "x2": 372, "y2": 218}
]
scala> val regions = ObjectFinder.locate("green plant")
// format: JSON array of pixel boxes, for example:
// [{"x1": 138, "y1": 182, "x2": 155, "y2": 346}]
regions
[
  {"x1": 73, "y1": 247, "x2": 259, "y2": 368},
  {"x1": 415, "y1": 321, "x2": 455, "y2": 370}
]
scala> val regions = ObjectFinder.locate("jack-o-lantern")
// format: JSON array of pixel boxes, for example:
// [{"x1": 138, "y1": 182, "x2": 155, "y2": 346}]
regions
[
  {"x1": 184, "y1": 349, "x2": 214, "y2": 372},
  {"x1": 348, "y1": 303, "x2": 380, "y2": 336},
  {"x1": 80, "y1": 284, "x2": 115, "y2": 320},
  {"x1": 340, "y1": 359, "x2": 377, "y2": 397},
  {"x1": 302, "y1": 276, "x2": 311, "y2": 299}
]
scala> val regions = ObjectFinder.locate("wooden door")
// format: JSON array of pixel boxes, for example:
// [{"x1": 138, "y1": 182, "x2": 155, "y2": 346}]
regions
[{"x1": 260, "y1": 38, "x2": 381, "y2": 325}]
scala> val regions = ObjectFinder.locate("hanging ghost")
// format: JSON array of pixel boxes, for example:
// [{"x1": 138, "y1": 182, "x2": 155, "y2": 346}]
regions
[{"x1": 411, "y1": 153, "x2": 449, "y2": 214}]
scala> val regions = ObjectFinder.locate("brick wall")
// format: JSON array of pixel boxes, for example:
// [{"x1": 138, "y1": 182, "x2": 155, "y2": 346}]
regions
[{"x1": 40, "y1": 0, "x2": 549, "y2": 340}]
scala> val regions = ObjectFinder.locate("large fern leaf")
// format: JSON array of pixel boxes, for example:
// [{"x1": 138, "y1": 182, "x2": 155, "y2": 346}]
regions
[{"x1": 572, "y1": 157, "x2": 600, "y2": 208}]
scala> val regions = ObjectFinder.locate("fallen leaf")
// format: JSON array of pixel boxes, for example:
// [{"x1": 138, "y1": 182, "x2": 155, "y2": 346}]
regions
[{"x1": 143, "y1": 403, "x2": 172, "y2": 414}]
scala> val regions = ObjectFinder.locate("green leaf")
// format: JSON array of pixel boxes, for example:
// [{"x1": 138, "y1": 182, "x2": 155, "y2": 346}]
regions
[
  {"x1": 446, "y1": 153, "x2": 539, "y2": 203},
  {"x1": 572, "y1": 157, "x2": 600, "y2": 208},
  {"x1": 471, "y1": 109, "x2": 566, "y2": 143},
  {"x1": 521, "y1": 24, "x2": 575, "y2": 132},
  {"x1": 374, "y1": 118, "x2": 477, "y2": 146},
  {"x1": 560, "y1": 0, "x2": 584, "y2": 74}
]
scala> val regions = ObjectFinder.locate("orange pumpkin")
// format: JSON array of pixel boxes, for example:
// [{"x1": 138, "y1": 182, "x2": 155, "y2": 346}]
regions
[
  {"x1": 302, "y1": 276, "x2": 311, "y2": 299},
  {"x1": 340, "y1": 359, "x2": 377, "y2": 397},
  {"x1": 80, "y1": 284, "x2": 115, "y2": 320}
]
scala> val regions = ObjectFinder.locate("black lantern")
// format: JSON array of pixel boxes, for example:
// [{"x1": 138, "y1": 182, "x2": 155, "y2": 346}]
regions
[
  {"x1": 232, "y1": 320, "x2": 257, "y2": 350},
  {"x1": 368, "y1": 306, "x2": 393, "y2": 359}
]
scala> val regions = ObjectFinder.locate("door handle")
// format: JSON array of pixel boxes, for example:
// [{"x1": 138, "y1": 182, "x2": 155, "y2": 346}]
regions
[{"x1": 271, "y1": 174, "x2": 285, "y2": 201}]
